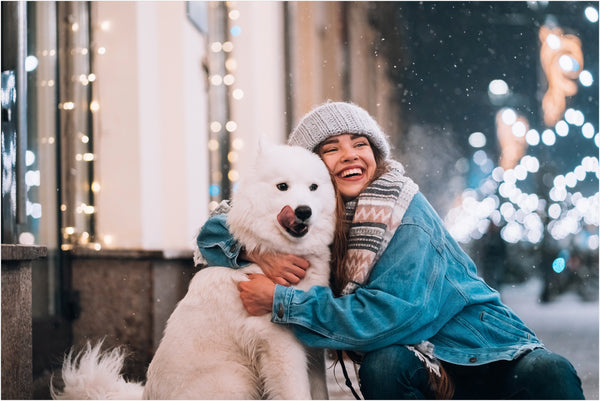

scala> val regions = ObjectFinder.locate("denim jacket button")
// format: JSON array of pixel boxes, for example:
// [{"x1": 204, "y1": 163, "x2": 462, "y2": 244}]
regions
[
  {"x1": 277, "y1": 304, "x2": 284, "y2": 319},
  {"x1": 469, "y1": 357, "x2": 478, "y2": 363}
]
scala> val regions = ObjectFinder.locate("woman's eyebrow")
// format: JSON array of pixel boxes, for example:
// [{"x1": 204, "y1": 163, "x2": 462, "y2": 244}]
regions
[{"x1": 320, "y1": 138, "x2": 340, "y2": 146}]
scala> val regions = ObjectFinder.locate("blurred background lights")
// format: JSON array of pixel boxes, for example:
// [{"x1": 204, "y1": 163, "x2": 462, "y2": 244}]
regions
[
  {"x1": 552, "y1": 257, "x2": 566, "y2": 273},
  {"x1": 488, "y1": 79, "x2": 509, "y2": 95},
  {"x1": 579, "y1": 70, "x2": 594, "y2": 86},
  {"x1": 555, "y1": 120, "x2": 569, "y2": 136},
  {"x1": 210, "y1": 121, "x2": 222, "y2": 133},
  {"x1": 232, "y1": 89, "x2": 244, "y2": 100},
  {"x1": 232, "y1": 138, "x2": 244, "y2": 150},
  {"x1": 209, "y1": 184, "x2": 220, "y2": 197},
  {"x1": 25, "y1": 55, "x2": 39, "y2": 72},
  {"x1": 558, "y1": 54, "x2": 579, "y2": 72},
  {"x1": 225, "y1": 120, "x2": 237, "y2": 132},
  {"x1": 581, "y1": 122, "x2": 595, "y2": 139},
  {"x1": 19, "y1": 232, "x2": 35, "y2": 245},
  {"x1": 468, "y1": 132, "x2": 486, "y2": 148},
  {"x1": 90, "y1": 100, "x2": 100, "y2": 112},
  {"x1": 525, "y1": 129, "x2": 540, "y2": 145},
  {"x1": 25, "y1": 150, "x2": 35, "y2": 166},
  {"x1": 585, "y1": 6, "x2": 599, "y2": 23},
  {"x1": 545, "y1": 33, "x2": 561, "y2": 49},
  {"x1": 548, "y1": 203, "x2": 562, "y2": 219},
  {"x1": 25, "y1": 170, "x2": 40, "y2": 187},
  {"x1": 207, "y1": 139, "x2": 219, "y2": 151},
  {"x1": 210, "y1": 75, "x2": 223, "y2": 86},
  {"x1": 512, "y1": 121, "x2": 527, "y2": 137},
  {"x1": 473, "y1": 149, "x2": 488, "y2": 166},
  {"x1": 91, "y1": 181, "x2": 101, "y2": 192},
  {"x1": 501, "y1": 108, "x2": 517, "y2": 125},
  {"x1": 228, "y1": 9, "x2": 240, "y2": 20},
  {"x1": 223, "y1": 74, "x2": 235, "y2": 85},
  {"x1": 228, "y1": 169, "x2": 239, "y2": 181},
  {"x1": 542, "y1": 129, "x2": 556, "y2": 145},
  {"x1": 564, "y1": 108, "x2": 584, "y2": 126},
  {"x1": 230, "y1": 26, "x2": 241, "y2": 36}
]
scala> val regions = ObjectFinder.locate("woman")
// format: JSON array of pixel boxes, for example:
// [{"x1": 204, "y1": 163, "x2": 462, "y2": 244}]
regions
[{"x1": 196, "y1": 102, "x2": 584, "y2": 399}]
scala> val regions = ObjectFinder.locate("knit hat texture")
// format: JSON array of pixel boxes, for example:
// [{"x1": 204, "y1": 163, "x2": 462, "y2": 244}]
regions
[{"x1": 288, "y1": 102, "x2": 391, "y2": 159}]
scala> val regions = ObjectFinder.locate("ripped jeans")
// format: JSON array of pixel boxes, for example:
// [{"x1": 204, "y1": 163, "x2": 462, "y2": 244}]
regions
[{"x1": 358, "y1": 345, "x2": 585, "y2": 399}]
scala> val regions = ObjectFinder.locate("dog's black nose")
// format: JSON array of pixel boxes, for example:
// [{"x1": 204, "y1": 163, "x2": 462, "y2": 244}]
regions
[{"x1": 295, "y1": 205, "x2": 312, "y2": 221}]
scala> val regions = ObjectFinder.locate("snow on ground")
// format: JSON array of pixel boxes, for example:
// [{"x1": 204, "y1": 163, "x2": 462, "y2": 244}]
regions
[{"x1": 500, "y1": 278, "x2": 599, "y2": 400}]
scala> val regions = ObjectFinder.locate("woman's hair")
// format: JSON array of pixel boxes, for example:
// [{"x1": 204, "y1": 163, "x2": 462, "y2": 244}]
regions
[{"x1": 328, "y1": 140, "x2": 388, "y2": 296}]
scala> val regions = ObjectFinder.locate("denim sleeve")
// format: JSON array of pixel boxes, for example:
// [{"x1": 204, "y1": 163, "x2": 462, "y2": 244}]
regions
[
  {"x1": 270, "y1": 224, "x2": 464, "y2": 352},
  {"x1": 195, "y1": 214, "x2": 248, "y2": 269}
]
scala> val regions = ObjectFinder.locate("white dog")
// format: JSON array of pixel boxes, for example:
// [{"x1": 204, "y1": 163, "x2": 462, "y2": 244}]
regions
[{"x1": 52, "y1": 143, "x2": 337, "y2": 400}]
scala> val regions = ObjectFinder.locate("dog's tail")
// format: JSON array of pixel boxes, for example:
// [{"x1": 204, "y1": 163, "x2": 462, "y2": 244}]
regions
[{"x1": 51, "y1": 340, "x2": 144, "y2": 400}]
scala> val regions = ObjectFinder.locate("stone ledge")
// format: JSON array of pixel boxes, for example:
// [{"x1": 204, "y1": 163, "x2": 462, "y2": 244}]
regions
[
  {"x1": 67, "y1": 247, "x2": 194, "y2": 261},
  {"x1": 1, "y1": 244, "x2": 48, "y2": 261}
]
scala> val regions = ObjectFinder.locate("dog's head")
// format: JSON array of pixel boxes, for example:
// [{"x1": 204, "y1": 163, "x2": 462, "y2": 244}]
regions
[{"x1": 227, "y1": 142, "x2": 336, "y2": 255}]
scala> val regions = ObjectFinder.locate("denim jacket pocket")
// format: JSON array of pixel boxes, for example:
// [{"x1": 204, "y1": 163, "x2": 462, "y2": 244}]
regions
[{"x1": 478, "y1": 307, "x2": 533, "y2": 342}]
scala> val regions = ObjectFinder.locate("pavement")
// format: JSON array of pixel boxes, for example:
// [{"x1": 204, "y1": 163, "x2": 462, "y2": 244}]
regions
[{"x1": 324, "y1": 277, "x2": 599, "y2": 399}]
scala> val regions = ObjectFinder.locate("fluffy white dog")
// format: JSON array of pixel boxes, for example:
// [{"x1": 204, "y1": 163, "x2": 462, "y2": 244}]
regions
[{"x1": 52, "y1": 143, "x2": 337, "y2": 400}]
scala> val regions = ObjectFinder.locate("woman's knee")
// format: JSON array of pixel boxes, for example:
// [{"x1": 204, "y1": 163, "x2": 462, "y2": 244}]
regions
[
  {"x1": 509, "y1": 348, "x2": 584, "y2": 399},
  {"x1": 359, "y1": 345, "x2": 434, "y2": 399}
]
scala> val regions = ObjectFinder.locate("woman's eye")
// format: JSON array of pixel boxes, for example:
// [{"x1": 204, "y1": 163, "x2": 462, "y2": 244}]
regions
[
  {"x1": 309, "y1": 184, "x2": 318, "y2": 191},
  {"x1": 276, "y1": 183, "x2": 288, "y2": 191}
]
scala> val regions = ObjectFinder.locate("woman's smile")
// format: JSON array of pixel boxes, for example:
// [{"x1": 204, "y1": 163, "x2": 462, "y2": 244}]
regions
[{"x1": 318, "y1": 134, "x2": 377, "y2": 201}]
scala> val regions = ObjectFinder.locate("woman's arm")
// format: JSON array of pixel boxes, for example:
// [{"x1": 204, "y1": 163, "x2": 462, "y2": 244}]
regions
[
  {"x1": 238, "y1": 224, "x2": 465, "y2": 351},
  {"x1": 197, "y1": 214, "x2": 311, "y2": 285}
]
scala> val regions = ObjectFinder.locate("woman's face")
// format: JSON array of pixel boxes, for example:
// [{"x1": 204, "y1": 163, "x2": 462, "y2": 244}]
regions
[{"x1": 317, "y1": 134, "x2": 378, "y2": 201}]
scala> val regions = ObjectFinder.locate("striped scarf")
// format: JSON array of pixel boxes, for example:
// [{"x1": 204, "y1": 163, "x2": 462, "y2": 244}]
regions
[
  {"x1": 340, "y1": 161, "x2": 451, "y2": 395},
  {"x1": 341, "y1": 160, "x2": 419, "y2": 295}
]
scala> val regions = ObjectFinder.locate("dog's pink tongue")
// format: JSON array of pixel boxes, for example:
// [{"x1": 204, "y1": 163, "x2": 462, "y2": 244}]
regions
[{"x1": 277, "y1": 205, "x2": 296, "y2": 229}]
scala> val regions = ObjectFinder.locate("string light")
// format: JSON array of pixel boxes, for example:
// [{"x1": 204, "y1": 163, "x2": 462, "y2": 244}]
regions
[
  {"x1": 446, "y1": 21, "x2": 598, "y2": 250},
  {"x1": 207, "y1": 3, "x2": 244, "y2": 211}
]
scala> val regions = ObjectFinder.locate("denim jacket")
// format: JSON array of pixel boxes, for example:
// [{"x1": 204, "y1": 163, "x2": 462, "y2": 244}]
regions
[{"x1": 196, "y1": 192, "x2": 543, "y2": 366}]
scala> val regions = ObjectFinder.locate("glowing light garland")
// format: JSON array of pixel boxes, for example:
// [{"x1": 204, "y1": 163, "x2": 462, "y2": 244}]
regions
[
  {"x1": 207, "y1": 2, "x2": 244, "y2": 213},
  {"x1": 445, "y1": 21, "x2": 598, "y2": 251}
]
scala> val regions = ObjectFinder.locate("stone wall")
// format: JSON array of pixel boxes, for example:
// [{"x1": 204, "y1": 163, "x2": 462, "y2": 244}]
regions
[
  {"x1": 67, "y1": 248, "x2": 197, "y2": 381},
  {"x1": 2, "y1": 244, "x2": 47, "y2": 400}
]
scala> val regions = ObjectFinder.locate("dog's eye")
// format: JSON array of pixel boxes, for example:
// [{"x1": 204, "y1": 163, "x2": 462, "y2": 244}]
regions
[
  {"x1": 309, "y1": 184, "x2": 318, "y2": 191},
  {"x1": 276, "y1": 183, "x2": 288, "y2": 191}
]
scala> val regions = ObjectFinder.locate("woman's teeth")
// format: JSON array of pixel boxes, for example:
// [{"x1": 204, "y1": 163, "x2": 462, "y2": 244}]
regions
[{"x1": 341, "y1": 168, "x2": 362, "y2": 178}]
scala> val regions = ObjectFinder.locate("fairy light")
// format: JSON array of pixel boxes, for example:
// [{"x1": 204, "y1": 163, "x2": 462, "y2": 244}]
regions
[
  {"x1": 206, "y1": 3, "x2": 245, "y2": 205},
  {"x1": 445, "y1": 39, "x2": 598, "y2": 249},
  {"x1": 47, "y1": 4, "x2": 106, "y2": 249}
]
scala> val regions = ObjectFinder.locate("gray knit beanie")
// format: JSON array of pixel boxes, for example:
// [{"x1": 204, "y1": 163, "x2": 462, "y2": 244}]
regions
[{"x1": 288, "y1": 101, "x2": 391, "y2": 159}]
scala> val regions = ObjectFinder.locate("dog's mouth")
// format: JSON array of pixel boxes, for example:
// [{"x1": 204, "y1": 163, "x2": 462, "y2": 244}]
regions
[{"x1": 277, "y1": 205, "x2": 309, "y2": 238}]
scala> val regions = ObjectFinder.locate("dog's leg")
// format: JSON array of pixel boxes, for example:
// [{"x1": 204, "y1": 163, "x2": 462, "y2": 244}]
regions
[
  {"x1": 258, "y1": 331, "x2": 312, "y2": 400},
  {"x1": 307, "y1": 348, "x2": 329, "y2": 400}
]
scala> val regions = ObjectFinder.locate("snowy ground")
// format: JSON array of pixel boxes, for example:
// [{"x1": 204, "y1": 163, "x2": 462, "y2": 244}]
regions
[
  {"x1": 501, "y1": 278, "x2": 599, "y2": 400},
  {"x1": 325, "y1": 278, "x2": 599, "y2": 399}
]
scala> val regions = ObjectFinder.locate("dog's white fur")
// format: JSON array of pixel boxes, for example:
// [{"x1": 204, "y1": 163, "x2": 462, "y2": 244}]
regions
[{"x1": 53, "y1": 143, "x2": 336, "y2": 400}]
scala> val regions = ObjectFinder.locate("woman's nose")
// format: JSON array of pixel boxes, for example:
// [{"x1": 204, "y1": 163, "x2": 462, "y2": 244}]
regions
[{"x1": 341, "y1": 147, "x2": 358, "y2": 161}]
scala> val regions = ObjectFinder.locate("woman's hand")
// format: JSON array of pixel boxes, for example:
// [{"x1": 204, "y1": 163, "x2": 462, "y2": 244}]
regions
[
  {"x1": 243, "y1": 249, "x2": 310, "y2": 286},
  {"x1": 237, "y1": 274, "x2": 276, "y2": 316}
]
